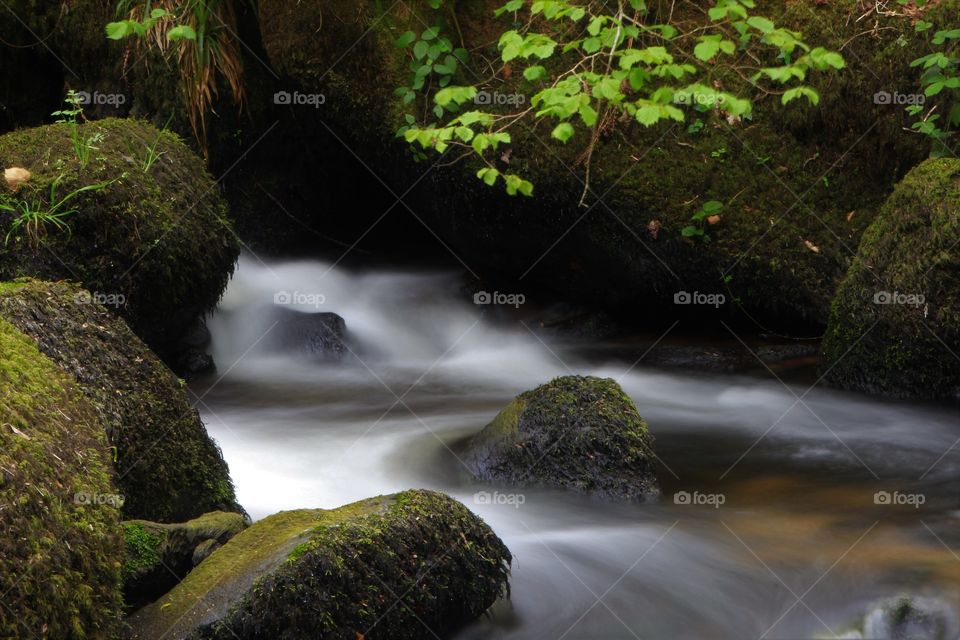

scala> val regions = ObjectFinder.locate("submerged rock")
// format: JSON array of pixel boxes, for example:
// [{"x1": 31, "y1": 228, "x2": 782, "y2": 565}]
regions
[
  {"x1": 821, "y1": 158, "x2": 960, "y2": 400},
  {"x1": 0, "y1": 280, "x2": 243, "y2": 522},
  {"x1": 835, "y1": 595, "x2": 960, "y2": 639},
  {"x1": 465, "y1": 375, "x2": 660, "y2": 500},
  {"x1": 0, "y1": 315, "x2": 123, "y2": 637},
  {"x1": 269, "y1": 306, "x2": 348, "y2": 359},
  {"x1": 123, "y1": 511, "x2": 248, "y2": 608},
  {"x1": 125, "y1": 490, "x2": 511, "y2": 640},
  {"x1": 0, "y1": 118, "x2": 239, "y2": 359}
]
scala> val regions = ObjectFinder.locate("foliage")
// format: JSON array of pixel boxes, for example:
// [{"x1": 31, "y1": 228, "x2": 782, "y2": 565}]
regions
[
  {"x1": 106, "y1": 1, "x2": 246, "y2": 150},
  {"x1": 682, "y1": 199, "x2": 723, "y2": 242},
  {"x1": 396, "y1": 0, "x2": 845, "y2": 204},
  {"x1": 2, "y1": 174, "x2": 115, "y2": 247},
  {"x1": 908, "y1": 18, "x2": 960, "y2": 156},
  {"x1": 52, "y1": 90, "x2": 103, "y2": 169}
]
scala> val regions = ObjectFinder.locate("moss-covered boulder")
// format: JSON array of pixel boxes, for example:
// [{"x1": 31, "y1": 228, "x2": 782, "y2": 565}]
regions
[
  {"x1": 0, "y1": 315, "x2": 123, "y2": 638},
  {"x1": 0, "y1": 279, "x2": 243, "y2": 522},
  {"x1": 466, "y1": 375, "x2": 659, "y2": 500},
  {"x1": 123, "y1": 511, "x2": 248, "y2": 608},
  {"x1": 0, "y1": 118, "x2": 239, "y2": 357},
  {"x1": 256, "y1": 0, "x2": 956, "y2": 329},
  {"x1": 125, "y1": 490, "x2": 511, "y2": 640},
  {"x1": 820, "y1": 158, "x2": 960, "y2": 401}
]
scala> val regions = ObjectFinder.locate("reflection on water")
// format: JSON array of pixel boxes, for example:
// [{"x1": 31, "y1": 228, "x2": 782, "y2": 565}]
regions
[{"x1": 194, "y1": 256, "x2": 960, "y2": 639}]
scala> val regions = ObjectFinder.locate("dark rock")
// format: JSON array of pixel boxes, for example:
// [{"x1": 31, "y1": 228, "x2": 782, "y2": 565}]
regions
[
  {"x1": 465, "y1": 375, "x2": 660, "y2": 501},
  {"x1": 269, "y1": 306, "x2": 348, "y2": 359},
  {"x1": 125, "y1": 490, "x2": 512, "y2": 640}
]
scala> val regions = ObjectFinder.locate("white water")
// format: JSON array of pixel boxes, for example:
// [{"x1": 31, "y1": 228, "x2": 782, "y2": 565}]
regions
[{"x1": 196, "y1": 255, "x2": 960, "y2": 639}]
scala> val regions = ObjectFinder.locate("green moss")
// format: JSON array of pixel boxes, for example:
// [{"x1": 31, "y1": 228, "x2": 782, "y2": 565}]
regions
[
  {"x1": 123, "y1": 523, "x2": 167, "y2": 583},
  {"x1": 0, "y1": 118, "x2": 239, "y2": 357},
  {"x1": 466, "y1": 375, "x2": 659, "y2": 500},
  {"x1": 0, "y1": 317, "x2": 123, "y2": 638},
  {"x1": 0, "y1": 279, "x2": 243, "y2": 522},
  {"x1": 820, "y1": 158, "x2": 960, "y2": 400},
  {"x1": 127, "y1": 490, "x2": 511, "y2": 640}
]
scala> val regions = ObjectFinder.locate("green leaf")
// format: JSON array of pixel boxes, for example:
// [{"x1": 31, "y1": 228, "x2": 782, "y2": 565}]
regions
[
  {"x1": 105, "y1": 21, "x2": 132, "y2": 40},
  {"x1": 524, "y1": 65, "x2": 547, "y2": 81},
  {"x1": 168, "y1": 25, "x2": 197, "y2": 41},
  {"x1": 477, "y1": 167, "x2": 500, "y2": 186},
  {"x1": 551, "y1": 122, "x2": 574, "y2": 142},
  {"x1": 396, "y1": 31, "x2": 417, "y2": 48},
  {"x1": 694, "y1": 40, "x2": 721, "y2": 62}
]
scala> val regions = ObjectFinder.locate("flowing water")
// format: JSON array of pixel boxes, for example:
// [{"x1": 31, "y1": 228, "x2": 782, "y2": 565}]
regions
[{"x1": 193, "y1": 255, "x2": 960, "y2": 639}]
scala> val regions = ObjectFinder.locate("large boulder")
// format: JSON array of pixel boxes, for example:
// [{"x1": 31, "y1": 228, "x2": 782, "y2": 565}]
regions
[
  {"x1": 0, "y1": 313, "x2": 123, "y2": 638},
  {"x1": 0, "y1": 279, "x2": 243, "y2": 522},
  {"x1": 820, "y1": 159, "x2": 960, "y2": 401},
  {"x1": 123, "y1": 511, "x2": 248, "y2": 608},
  {"x1": 465, "y1": 375, "x2": 660, "y2": 500},
  {"x1": 0, "y1": 118, "x2": 239, "y2": 358},
  {"x1": 255, "y1": 0, "x2": 956, "y2": 329},
  {"x1": 126, "y1": 490, "x2": 512, "y2": 640}
]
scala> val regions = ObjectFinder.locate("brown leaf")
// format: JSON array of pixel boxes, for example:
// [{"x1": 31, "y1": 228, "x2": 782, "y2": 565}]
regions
[
  {"x1": 707, "y1": 214, "x2": 721, "y2": 225},
  {"x1": 846, "y1": 210, "x2": 856, "y2": 222},
  {"x1": 646, "y1": 219, "x2": 661, "y2": 239},
  {"x1": 803, "y1": 239, "x2": 820, "y2": 253}
]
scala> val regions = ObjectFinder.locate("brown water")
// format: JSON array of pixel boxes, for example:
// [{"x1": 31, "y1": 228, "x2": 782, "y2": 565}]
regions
[{"x1": 192, "y1": 256, "x2": 960, "y2": 639}]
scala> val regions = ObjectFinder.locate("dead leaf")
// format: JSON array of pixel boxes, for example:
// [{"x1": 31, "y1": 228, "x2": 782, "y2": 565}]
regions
[
  {"x1": 707, "y1": 214, "x2": 721, "y2": 225},
  {"x1": 646, "y1": 219, "x2": 661, "y2": 239},
  {"x1": 4, "y1": 167, "x2": 30, "y2": 191},
  {"x1": 846, "y1": 210, "x2": 856, "y2": 222},
  {"x1": 803, "y1": 239, "x2": 820, "y2": 253}
]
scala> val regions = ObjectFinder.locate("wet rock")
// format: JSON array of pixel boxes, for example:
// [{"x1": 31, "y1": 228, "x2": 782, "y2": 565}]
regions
[
  {"x1": 840, "y1": 595, "x2": 960, "y2": 640},
  {"x1": 125, "y1": 490, "x2": 511, "y2": 640},
  {"x1": 465, "y1": 375, "x2": 660, "y2": 501},
  {"x1": 269, "y1": 306, "x2": 348, "y2": 359}
]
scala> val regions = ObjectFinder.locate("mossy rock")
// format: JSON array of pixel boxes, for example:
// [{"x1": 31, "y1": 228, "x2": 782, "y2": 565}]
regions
[
  {"x1": 123, "y1": 511, "x2": 248, "y2": 608},
  {"x1": 820, "y1": 158, "x2": 960, "y2": 401},
  {"x1": 0, "y1": 316, "x2": 123, "y2": 638},
  {"x1": 125, "y1": 489, "x2": 512, "y2": 640},
  {"x1": 0, "y1": 118, "x2": 239, "y2": 358},
  {"x1": 0, "y1": 279, "x2": 243, "y2": 521},
  {"x1": 256, "y1": 0, "x2": 954, "y2": 329},
  {"x1": 466, "y1": 375, "x2": 660, "y2": 500}
]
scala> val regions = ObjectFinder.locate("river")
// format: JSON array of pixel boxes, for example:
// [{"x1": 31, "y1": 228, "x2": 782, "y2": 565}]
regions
[{"x1": 191, "y1": 255, "x2": 960, "y2": 639}]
